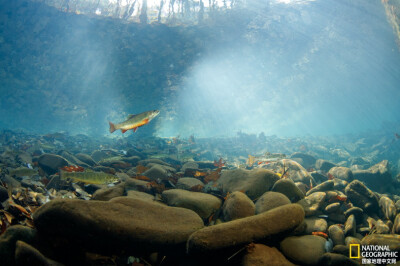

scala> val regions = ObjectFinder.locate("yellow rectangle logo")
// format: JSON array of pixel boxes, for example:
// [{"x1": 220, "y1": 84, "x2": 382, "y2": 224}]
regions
[{"x1": 350, "y1": 244, "x2": 360, "y2": 259}]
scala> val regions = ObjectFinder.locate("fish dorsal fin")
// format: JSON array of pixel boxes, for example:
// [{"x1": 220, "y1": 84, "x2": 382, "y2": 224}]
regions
[{"x1": 127, "y1": 114, "x2": 137, "y2": 120}]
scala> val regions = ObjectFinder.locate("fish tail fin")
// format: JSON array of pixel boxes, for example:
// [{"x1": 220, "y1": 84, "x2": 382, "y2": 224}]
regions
[{"x1": 109, "y1": 121, "x2": 116, "y2": 133}]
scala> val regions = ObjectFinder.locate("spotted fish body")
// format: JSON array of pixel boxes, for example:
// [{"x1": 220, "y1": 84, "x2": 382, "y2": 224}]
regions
[
  {"x1": 109, "y1": 110, "x2": 160, "y2": 134},
  {"x1": 60, "y1": 170, "x2": 119, "y2": 185}
]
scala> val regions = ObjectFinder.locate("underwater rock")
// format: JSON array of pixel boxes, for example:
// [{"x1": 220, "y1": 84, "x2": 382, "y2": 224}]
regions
[
  {"x1": 92, "y1": 165, "x2": 116, "y2": 174},
  {"x1": 328, "y1": 167, "x2": 353, "y2": 182},
  {"x1": 392, "y1": 214, "x2": 400, "y2": 234},
  {"x1": 115, "y1": 172, "x2": 131, "y2": 182},
  {"x1": 325, "y1": 202, "x2": 341, "y2": 213},
  {"x1": 45, "y1": 175, "x2": 61, "y2": 190},
  {"x1": 271, "y1": 178, "x2": 305, "y2": 202},
  {"x1": 181, "y1": 162, "x2": 199, "y2": 173},
  {"x1": 361, "y1": 234, "x2": 400, "y2": 251},
  {"x1": 316, "y1": 252, "x2": 359, "y2": 266},
  {"x1": 120, "y1": 156, "x2": 140, "y2": 166},
  {"x1": 344, "y1": 214, "x2": 356, "y2": 237},
  {"x1": 289, "y1": 152, "x2": 316, "y2": 170},
  {"x1": 352, "y1": 160, "x2": 392, "y2": 193},
  {"x1": 176, "y1": 177, "x2": 204, "y2": 190},
  {"x1": 1, "y1": 175, "x2": 21, "y2": 188},
  {"x1": 343, "y1": 207, "x2": 363, "y2": 221},
  {"x1": 315, "y1": 159, "x2": 336, "y2": 172},
  {"x1": 142, "y1": 164, "x2": 173, "y2": 181},
  {"x1": 124, "y1": 179, "x2": 151, "y2": 193},
  {"x1": 0, "y1": 185, "x2": 9, "y2": 202},
  {"x1": 241, "y1": 244, "x2": 295, "y2": 266},
  {"x1": 125, "y1": 191, "x2": 158, "y2": 203},
  {"x1": 161, "y1": 189, "x2": 221, "y2": 219},
  {"x1": 296, "y1": 182, "x2": 308, "y2": 195},
  {"x1": 304, "y1": 217, "x2": 328, "y2": 234},
  {"x1": 90, "y1": 150, "x2": 109, "y2": 163},
  {"x1": 126, "y1": 148, "x2": 145, "y2": 159},
  {"x1": 280, "y1": 235, "x2": 326, "y2": 265},
  {"x1": 187, "y1": 204, "x2": 304, "y2": 254},
  {"x1": 16, "y1": 151, "x2": 33, "y2": 165},
  {"x1": 9, "y1": 166, "x2": 37, "y2": 178},
  {"x1": 110, "y1": 195, "x2": 165, "y2": 207},
  {"x1": 333, "y1": 178, "x2": 348, "y2": 191},
  {"x1": 59, "y1": 150, "x2": 89, "y2": 168},
  {"x1": 374, "y1": 219, "x2": 390, "y2": 234},
  {"x1": 147, "y1": 163, "x2": 176, "y2": 173},
  {"x1": 299, "y1": 192, "x2": 326, "y2": 216},
  {"x1": 99, "y1": 159, "x2": 131, "y2": 169},
  {"x1": 345, "y1": 180, "x2": 379, "y2": 214},
  {"x1": 379, "y1": 196, "x2": 397, "y2": 221},
  {"x1": 218, "y1": 168, "x2": 279, "y2": 200},
  {"x1": 328, "y1": 224, "x2": 345, "y2": 246},
  {"x1": 254, "y1": 191, "x2": 291, "y2": 214},
  {"x1": 138, "y1": 159, "x2": 171, "y2": 167},
  {"x1": 222, "y1": 191, "x2": 255, "y2": 221},
  {"x1": 0, "y1": 225, "x2": 37, "y2": 266},
  {"x1": 33, "y1": 198, "x2": 204, "y2": 255},
  {"x1": 306, "y1": 180, "x2": 334, "y2": 196},
  {"x1": 92, "y1": 183, "x2": 125, "y2": 201},
  {"x1": 345, "y1": 236, "x2": 361, "y2": 246},
  {"x1": 15, "y1": 240, "x2": 63, "y2": 266},
  {"x1": 75, "y1": 153, "x2": 97, "y2": 166},
  {"x1": 311, "y1": 171, "x2": 328, "y2": 183},
  {"x1": 274, "y1": 159, "x2": 312, "y2": 183},
  {"x1": 38, "y1": 154, "x2": 68, "y2": 175}
]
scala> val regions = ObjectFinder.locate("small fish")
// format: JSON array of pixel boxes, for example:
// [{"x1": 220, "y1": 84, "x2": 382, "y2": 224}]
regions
[
  {"x1": 9, "y1": 167, "x2": 37, "y2": 177},
  {"x1": 60, "y1": 170, "x2": 119, "y2": 185},
  {"x1": 312, "y1": 231, "x2": 328, "y2": 239},
  {"x1": 214, "y1": 158, "x2": 225, "y2": 168},
  {"x1": 309, "y1": 179, "x2": 313, "y2": 189},
  {"x1": 109, "y1": 110, "x2": 160, "y2": 134},
  {"x1": 194, "y1": 171, "x2": 207, "y2": 177},
  {"x1": 60, "y1": 165, "x2": 85, "y2": 172},
  {"x1": 318, "y1": 215, "x2": 329, "y2": 219},
  {"x1": 329, "y1": 195, "x2": 347, "y2": 202}
]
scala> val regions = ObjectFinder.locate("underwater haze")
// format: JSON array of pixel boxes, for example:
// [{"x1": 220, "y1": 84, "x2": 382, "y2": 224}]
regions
[
  {"x1": 3, "y1": 1, "x2": 400, "y2": 265},
  {"x1": 0, "y1": 0, "x2": 400, "y2": 138}
]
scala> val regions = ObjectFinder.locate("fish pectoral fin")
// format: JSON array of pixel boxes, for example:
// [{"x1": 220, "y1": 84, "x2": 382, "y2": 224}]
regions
[
  {"x1": 143, "y1": 118, "x2": 149, "y2": 124},
  {"x1": 121, "y1": 129, "x2": 128, "y2": 134},
  {"x1": 133, "y1": 127, "x2": 138, "y2": 132}
]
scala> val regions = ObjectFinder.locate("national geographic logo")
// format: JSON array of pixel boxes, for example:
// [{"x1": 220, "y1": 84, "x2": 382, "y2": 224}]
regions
[{"x1": 350, "y1": 244, "x2": 398, "y2": 264}]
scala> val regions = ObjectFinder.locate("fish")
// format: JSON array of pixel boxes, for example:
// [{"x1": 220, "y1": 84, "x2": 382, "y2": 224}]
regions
[
  {"x1": 109, "y1": 110, "x2": 160, "y2": 134},
  {"x1": 9, "y1": 167, "x2": 37, "y2": 177},
  {"x1": 60, "y1": 165, "x2": 85, "y2": 172},
  {"x1": 60, "y1": 170, "x2": 119, "y2": 185},
  {"x1": 312, "y1": 231, "x2": 328, "y2": 239},
  {"x1": 214, "y1": 158, "x2": 225, "y2": 168}
]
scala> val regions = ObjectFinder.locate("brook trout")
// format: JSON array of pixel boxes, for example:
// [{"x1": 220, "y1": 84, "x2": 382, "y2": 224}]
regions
[
  {"x1": 109, "y1": 110, "x2": 160, "y2": 134},
  {"x1": 60, "y1": 170, "x2": 119, "y2": 185}
]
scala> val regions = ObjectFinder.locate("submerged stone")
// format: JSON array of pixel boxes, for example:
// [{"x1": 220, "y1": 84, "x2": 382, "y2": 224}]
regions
[
  {"x1": 162, "y1": 189, "x2": 221, "y2": 219},
  {"x1": 33, "y1": 198, "x2": 204, "y2": 254},
  {"x1": 187, "y1": 204, "x2": 304, "y2": 254},
  {"x1": 241, "y1": 244, "x2": 295, "y2": 266},
  {"x1": 280, "y1": 235, "x2": 326, "y2": 265},
  {"x1": 255, "y1": 191, "x2": 291, "y2": 214},
  {"x1": 218, "y1": 168, "x2": 279, "y2": 200},
  {"x1": 222, "y1": 191, "x2": 255, "y2": 221},
  {"x1": 271, "y1": 178, "x2": 305, "y2": 202}
]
